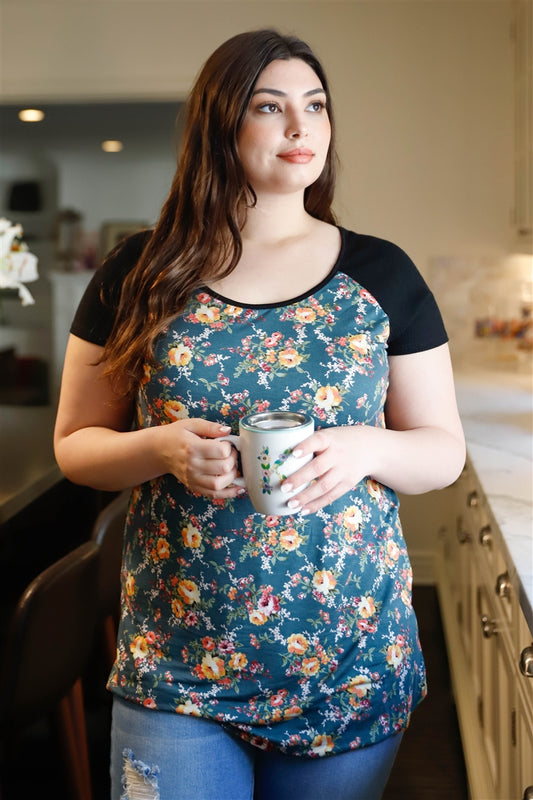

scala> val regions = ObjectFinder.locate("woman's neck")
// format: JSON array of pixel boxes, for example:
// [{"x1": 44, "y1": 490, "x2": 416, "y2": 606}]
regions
[{"x1": 241, "y1": 192, "x2": 314, "y2": 245}]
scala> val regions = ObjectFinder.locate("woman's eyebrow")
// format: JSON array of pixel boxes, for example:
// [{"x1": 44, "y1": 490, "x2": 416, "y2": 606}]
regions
[{"x1": 251, "y1": 87, "x2": 326, "y2": 97}]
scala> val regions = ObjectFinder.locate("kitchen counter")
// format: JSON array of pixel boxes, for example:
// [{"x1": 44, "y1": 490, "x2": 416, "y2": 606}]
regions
[
  {"x1": 0, "y1": 405, "x2": 61, "y2": 525},
  {"x1": 455, "y1": 369, "x2": 533, "y2": 631}
]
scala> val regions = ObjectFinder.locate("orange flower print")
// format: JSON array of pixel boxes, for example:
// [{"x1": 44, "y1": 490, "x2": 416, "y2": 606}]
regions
[
  {"x1": 357, "y1": 595, "x2": 376, "y2": 619},
  {"x1": 386, "y1": 643, "x2": 403, "y2": 669},
  {"x1": 401, "y1": 588, "x2": 411, "y2": 607},
  {"x1": 176, "y1": 699, "x2": 201, "y2": 716},
  {"x1": 164, "y1": 399, "x2": 188, "y2": 422},
  {"x1": 310, "y1": 734, "x2": 334, "y2": 756},
  {"x1": 196, "y1": 305, "x2": 221, "y2": 324},
  {"x1": 229, "y1": 652, "x2": 248, "y2": 671},
  {"x1": 386, "y1": 539, "x2": 400, "y2": 562},
  {"x1": 223, "y1": 305, "x2": 243, "y2": 317},
  {"x1": 279, "y1": 527, "x2": 302, "y2": 551},
  {"x1": 181, "y1": 522, "x2": 202, "y2": 549},
  {"x1": 287, "y1": 633, "x2": 309, "y2": 655},
  {"x1": 284, "y1": 704, "x2": 302, "y2": 719},
  {"x1": 343, "y1": 505, "x2": 363, "y2": 531},
  {"x1": 375, "y1": 321, "x2": 390, "y2": 343},
  {"x1": 201, "y1": 653, "x2": 226, "y2": 680},
  {"x1": 168, "y1": 343, "x2": 192, "y2": 367},
  {"x1": 156, "y1": 538, "x2": 170, "y2": 559},
  {"x1": 367, "y1": 479, "x2": 383, "y2": 501},
  {"x1": 348, "y1": 333, "x2": 371, "y2": 361},
  {"x1": 178, "y1": 579, "x2": 200, "y2": 605},
  {"x1": 301, "y1": 657, "x2": 320, "y2": 677},
  {"x1": 295, "y1": 307, "x2": 316, "y2": 323},
  {"x1": 125, "y1": 573, "x2": 135, "y2": 596},
  {"x1": 249, "y1": 609, "x2": 268, "y2": 626},
  {"x1": 312, "y1": 570, "x2": 337, "y2": 595},
  {"x1": 347, "y1": 674, "x2": 372, "y2": 698},
  {"x1": 315, "y1": 385, "x2": 342, "y2": 412},
  {"x1": 278, "y1": 348, "x2": 302, "y2": 368},
  {"x1": 171, "y1": 598, "x2": 185, "y2": 618},
  {"x1": 130, "y1": 635, "x2": 149, "y2": 660}
]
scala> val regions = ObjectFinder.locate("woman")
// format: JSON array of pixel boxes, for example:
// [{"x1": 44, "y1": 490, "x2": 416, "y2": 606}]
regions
[{"x1": 54, "y1": 29, "x2": 465, "y2": 800}]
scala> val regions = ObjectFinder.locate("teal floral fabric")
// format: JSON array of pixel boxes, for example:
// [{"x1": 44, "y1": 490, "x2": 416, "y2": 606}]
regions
[{"x1": 108, "y1": 269, "x2": 427, "y2": 757}]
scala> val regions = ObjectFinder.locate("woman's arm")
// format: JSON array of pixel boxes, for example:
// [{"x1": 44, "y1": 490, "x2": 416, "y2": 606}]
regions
[
  {"x1": 54, "y1": 335, "x2": 240, "y2": 495},
  {"x1": 280, "y1": 343, "x2": 466, "y2": 514}
]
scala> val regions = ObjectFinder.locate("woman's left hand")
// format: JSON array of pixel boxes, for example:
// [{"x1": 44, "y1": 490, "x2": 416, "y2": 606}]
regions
[{"x1": 280, "y1": 426, "x2": 371, "y2": 515}]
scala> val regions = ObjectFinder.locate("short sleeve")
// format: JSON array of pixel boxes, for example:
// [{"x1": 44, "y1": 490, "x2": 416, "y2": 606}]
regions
[
  {"x1": 338, "y1": 230, "x2": 448, "y2": 356},
  {"x1": 70, "y1": 231, "x2": 150, "y2": 346}
]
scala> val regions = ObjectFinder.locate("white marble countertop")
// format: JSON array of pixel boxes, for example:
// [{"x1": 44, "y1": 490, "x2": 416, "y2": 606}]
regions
[{"x1": 454, "y1": 369, "x2": 533, "y2": 630}]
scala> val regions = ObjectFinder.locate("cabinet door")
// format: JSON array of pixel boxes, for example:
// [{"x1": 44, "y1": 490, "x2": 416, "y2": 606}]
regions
[
  {"x1": 515, "y1": 689, "x2": 533, "y2": 800},
  {"x1": 515, "y1": 612, "x2": 533, "y2": 798},
  {"x1": 475, "y1": 580, "x2": 516, "y2": 799}
]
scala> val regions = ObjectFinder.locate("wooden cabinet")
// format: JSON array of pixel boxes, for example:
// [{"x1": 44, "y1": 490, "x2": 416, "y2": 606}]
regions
[{"x1": 435, "y1": 458, "x2": 533, "y2": 799}]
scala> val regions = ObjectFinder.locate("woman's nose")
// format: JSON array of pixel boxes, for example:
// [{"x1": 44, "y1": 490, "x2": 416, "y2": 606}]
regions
[
  {"x1": 286, "y1": 114, "x2": 308, "y2": 139},
  {"x1": 289, "y1": 126, "x2": 308, "y2": 139}
]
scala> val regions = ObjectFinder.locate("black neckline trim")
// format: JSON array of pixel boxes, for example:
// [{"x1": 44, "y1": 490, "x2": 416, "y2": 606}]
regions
[{"x1": 201, "y1": 227, "x2": 348, "y2": 310}]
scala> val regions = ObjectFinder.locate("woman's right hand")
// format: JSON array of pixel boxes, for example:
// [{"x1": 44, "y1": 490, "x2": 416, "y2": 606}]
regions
[{"x1": 156, "y1": 418, "x2": 241, "y2": 497}]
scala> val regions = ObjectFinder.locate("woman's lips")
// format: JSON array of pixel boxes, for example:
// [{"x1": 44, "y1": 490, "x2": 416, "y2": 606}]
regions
[{"x1": 277, "y1": 148, "x2": 315, "y2": 164}]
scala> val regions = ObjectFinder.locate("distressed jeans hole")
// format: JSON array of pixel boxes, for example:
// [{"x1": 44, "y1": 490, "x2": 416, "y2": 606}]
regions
[{"x1": 121, "y1": 748, "x2": 160, "y2": 800}]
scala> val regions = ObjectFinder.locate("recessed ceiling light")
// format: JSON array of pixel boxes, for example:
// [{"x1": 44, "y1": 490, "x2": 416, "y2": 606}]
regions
[
  {"x1": 102, "y1": 139, "x2": 123, "y2": 153},
  {"x1": 18, "y1": 108, "x2": 45, "y2": 122}
]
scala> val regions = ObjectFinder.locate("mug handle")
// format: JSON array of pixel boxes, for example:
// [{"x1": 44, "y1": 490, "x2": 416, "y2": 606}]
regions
[{"x1": 218, "y1": 434, "x2": 245, "y2": 489}]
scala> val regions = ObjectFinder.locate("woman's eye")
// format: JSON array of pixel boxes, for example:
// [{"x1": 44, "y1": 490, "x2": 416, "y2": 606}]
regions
[
  {"x1": 257, "y1": 103, "x2": 280, "y2": 114},
  {"x1": 307, "y1": 101, "x2": 326, "y2": 113}
]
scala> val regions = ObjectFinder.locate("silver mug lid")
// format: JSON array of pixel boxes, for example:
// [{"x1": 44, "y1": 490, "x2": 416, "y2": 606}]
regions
[{"x1": 240, "y1": 410, "x2": 311, "y2": 431}]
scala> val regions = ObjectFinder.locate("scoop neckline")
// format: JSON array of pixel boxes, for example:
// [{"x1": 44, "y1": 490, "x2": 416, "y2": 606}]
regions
[{"x1": 201, "y1": 226, "x2": 347, "y2": 310}]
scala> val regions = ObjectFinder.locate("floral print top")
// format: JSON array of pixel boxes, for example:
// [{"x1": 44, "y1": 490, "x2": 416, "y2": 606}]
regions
[{"x1": 72, "y1": 228, "x2": 448, "y2": 757}]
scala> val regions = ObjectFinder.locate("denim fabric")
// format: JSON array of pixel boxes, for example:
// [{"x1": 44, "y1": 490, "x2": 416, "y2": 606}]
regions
[{"x1": 111, "y1": 696, "x2": 402, "y2": 800}]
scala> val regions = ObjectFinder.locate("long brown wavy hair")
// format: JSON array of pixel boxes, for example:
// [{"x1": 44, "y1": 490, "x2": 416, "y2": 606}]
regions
[{"x1": 102, "y1": 29, "x2": 338, "y2": 395}]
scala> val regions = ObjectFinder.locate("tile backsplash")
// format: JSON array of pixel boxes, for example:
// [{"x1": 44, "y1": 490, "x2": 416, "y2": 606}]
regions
[{"x1": 428, "y1": 254, "x2": 533, "y2": 373}]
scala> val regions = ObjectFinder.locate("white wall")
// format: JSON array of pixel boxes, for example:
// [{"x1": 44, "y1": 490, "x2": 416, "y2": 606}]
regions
[{"x1": 0, "y1": 0, "x2": 515, "y2": 273}]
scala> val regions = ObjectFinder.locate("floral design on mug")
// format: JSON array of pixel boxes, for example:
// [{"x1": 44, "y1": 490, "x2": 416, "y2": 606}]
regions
[{"x1": 258, "y1": 445, "x2": 295, "y2": 495}]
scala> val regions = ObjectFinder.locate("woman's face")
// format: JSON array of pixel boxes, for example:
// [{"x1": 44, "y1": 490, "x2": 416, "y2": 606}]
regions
[{"x1": 237, "y1": 58, "x2": 331, "y2": 198}]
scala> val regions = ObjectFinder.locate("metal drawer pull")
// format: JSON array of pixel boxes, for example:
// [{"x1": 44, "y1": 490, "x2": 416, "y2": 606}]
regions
[
  {"x1": 467, "y1": 491, "x2": 479, "y2": 508},
  {"x1": 520, "y1": 645, "x2": 533, "y2": 677},
  {"x1": 478, "y1": 525, "x2": 492, "y2": 547},
  {"x1": 480, "y1": 614, "x2": 498, "y2": 638},
  {"x1": 495, "y1": 572, "x2": 512, "y2": 599}
]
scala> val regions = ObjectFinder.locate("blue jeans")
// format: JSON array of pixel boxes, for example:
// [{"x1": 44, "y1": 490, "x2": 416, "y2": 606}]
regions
[{"x1": 110, "y1": 695, "x2": 403, "y2": 800}]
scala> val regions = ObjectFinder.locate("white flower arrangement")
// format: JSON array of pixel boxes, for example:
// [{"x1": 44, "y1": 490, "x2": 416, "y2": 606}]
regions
[{"x1": 0, "y1": 217, "x2": 39, "y2": 306}]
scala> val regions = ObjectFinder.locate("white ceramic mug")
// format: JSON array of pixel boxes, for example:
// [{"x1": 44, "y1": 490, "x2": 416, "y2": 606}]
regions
[{"x1": 221, "y1": 411, "x2": 314, "y2": 515}]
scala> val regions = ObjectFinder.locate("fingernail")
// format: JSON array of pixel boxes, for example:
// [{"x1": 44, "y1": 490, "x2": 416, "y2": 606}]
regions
[
  {"x1": 280, "y1": 483, "x2": 293, "y2": 494},
  {"x1": 300, "y1": 508, "x2": 311, "y2": 516},
  {"x1": 287, "y1": 499, "x2": 300, "y2": 508},
  {"x1": 219, "y1": 425, "x2": 231, "y2": 432},
  {"x1": 292, "y1": 448, "x2": 303, "y2": 458}
]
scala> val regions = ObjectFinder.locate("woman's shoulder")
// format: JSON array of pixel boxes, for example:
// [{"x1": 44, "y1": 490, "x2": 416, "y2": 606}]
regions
[{"x1": 338, "y1": 227, "x2": 414, "y2": 267}]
